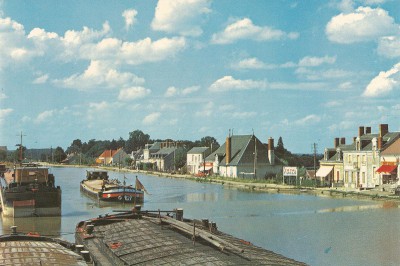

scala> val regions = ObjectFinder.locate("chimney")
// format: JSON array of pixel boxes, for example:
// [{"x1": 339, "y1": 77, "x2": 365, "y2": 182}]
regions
[
  {"x1": 379, "y1": 124, "x2": 388, "y2": 137},
  {"x1": 378, "y1": 136, "x2": 382, "y2": 150},
  {"x1": 268, "y1": 137, "x2": 275, "y2": 165},
  {"x1": 225, "y1": 136, "x2": 231, "y2": 164},
  {"x1": 334, "y1": 138, "x2": 340, "y2": 148},
  {"x1": 358, "y1": 126, "x2": 365, "y2": 137},
  {"x1": 340, "y1": 137, "x2": 346, "y2": 145},
  {"x1": 365, "y1": 127, "x2": 371, "y2": 134}
]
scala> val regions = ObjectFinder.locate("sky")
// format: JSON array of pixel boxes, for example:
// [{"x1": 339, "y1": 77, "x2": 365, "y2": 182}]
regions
[{"x1": 1, "y1": 0, "x2": 400, "y2": 153}]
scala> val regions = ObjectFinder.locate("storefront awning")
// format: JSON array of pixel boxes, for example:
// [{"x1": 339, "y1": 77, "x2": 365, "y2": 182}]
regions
[
  {"x1": 316, "y1": 166, "x2": 333, "y2": 178},
  {"x1": 376, "y1": 165, "x2": 397, "y2": 174}
]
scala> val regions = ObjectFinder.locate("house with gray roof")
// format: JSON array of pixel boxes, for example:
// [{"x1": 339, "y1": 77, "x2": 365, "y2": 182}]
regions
[
  {"x1": 318, "y1": 137, "x2": 355, "y2": 187},
  {"x1": 318, "y1": 124, "x2": 400, "y2": 189},
  {"x1": 206, "y1": 134, "x2": 282, "y2": 179},
  {"x1": 138, "y1": 141, "x2": 184, "y2": 172},
  {"x1": 186, "y1": 147, "x2": 211, "y2": 175}
]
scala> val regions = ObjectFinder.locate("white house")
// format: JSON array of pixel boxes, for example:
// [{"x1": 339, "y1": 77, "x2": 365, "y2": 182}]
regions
[
  {"x1": 186, "y1": 147, "x2": 211, "y2": 175},
  {"x1": 208, "y1": 134, "x2": 282, "y2": 179}
]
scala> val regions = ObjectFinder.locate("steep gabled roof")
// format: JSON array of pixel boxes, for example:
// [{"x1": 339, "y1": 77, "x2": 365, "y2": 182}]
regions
[
  {"x1": 152, "y1": 147, "x2": 176, "y2": 157},
  {"x1": 187, "y1": 147, "x2": 210, "y2": 154},
  {"x1": 98, "y1": 149, "x2": 119, "y2": 158},
  {"x1": 381, "y1": 135, "x2": 400, "y2": 155},
  {"x1": 206, "y1": 135, "x2": 272, "y2": 166}
]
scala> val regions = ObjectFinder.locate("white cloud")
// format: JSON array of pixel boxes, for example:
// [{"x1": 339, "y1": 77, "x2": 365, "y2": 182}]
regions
[
  {"x1": 0, "y1": 108, "x2": 13, "y2": 125},
  {"x1": 165, "y1": 86, "x2": 178, "y2": 97},
  {"x1": 298, "y1": 55, "x2": 336, "y2": 67},
  {"x1": 34, "y1": 110, "x2": 54, "y2": 124},
  {"x1": 86, "y1": 101, "x2": 112, "y2": 122},
  {"x1": 295, "y1": 67, "x2": 352, "y2": 81},
  {"x1": 182, "y1": 86, "x2": 199, "y2": 95},
  {"x1": 339, "y1": 81, "x2": 353, "y2": 90},
  {"x1": 165, "y1": 85, "x2": 199, "y2": 97},
  {"x1": 325, "y1": 101, "x2": 342, "y2": 107},
  {"x1": 55, "y1": 60, "x2": 144, "y2": 90},
  {"x1": 195, "y1": 101, "x2": 213, "y2": 117},
  {"x1": 151, "y1": 0, "x2": 211, "y2": 37},
  {"x1": 326, "y1": 7, "x2": 399, "y2": 44},
  {"x1": 33, "y1": 74, "x2": 49, "y2": 84},
  {"x1": 337, "y1": 0, "x2": 354, "y2": 13},
  {"x1": 0, "y1": 17, "x2": 38, "y2": 68},
  {"x1": 231, "y1": 112, "x2": 257, "y2": 119},
  {"x1": 122, "y1": 9, "x2": 138, "y2": 31},
  {"x1": 209, "y1": 76, "x2": 267, "y2": 92},
  {"x1": 0, "y1": 92, "x2": 7, "y2": 100},
  {"x1": 363, "y1": 63, "x2": 400, "y2": 97},
  {"x1": 268, "y1": 81, "x2": 326, "y2": 91},
  {"x1": 62, "y1": 21, "x2": 110, "y2": 47},
  {"x1": 118, "y1": 87, "x2": 151, "y2": 101},
  {"x1": 294, "y1": 114, "x2": 321, "y2": 125},
  {"x1": 81, "y1": 37, "x2": 187, "y2": 65},
  {"x1": 143, "y1": 112, "x2": 161, "y2": 125},
  {"x1": 120, "y1": 37, "x2": 186, "y2": 65},
  {"x1": 211, "y1": 18, "x2": 299, "y2": 44},
  {"x1": 378, "y1": 36, "x2": 400, "y2": 58},
  {"x1": 232, "y1": 57, "x2": 267, "y2": 70}
]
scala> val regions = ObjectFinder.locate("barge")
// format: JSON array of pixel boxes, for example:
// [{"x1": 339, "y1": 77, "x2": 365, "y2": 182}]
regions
[
  {"x1": 80, "y1": 170, "x2": 144, "y2": 203},
  {"x1": 75, "y1": 207, "x2": 306, "y2": 265},
  {"x1": 0, "y1": 226, "x2": 89, "y2": 265},
  {"x1": 0, "y1": 164, "x2": 61, "y2": 217}
]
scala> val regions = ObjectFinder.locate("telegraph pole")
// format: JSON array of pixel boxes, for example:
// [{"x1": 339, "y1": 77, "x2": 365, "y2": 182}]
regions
[{"x1": 313, "y1": 143, "x2": 318, "y2": 187}]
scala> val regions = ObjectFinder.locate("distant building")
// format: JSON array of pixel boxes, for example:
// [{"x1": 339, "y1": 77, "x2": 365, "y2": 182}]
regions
[
  {"x1": 318, "y1": 124, "x2": 400, "y2": 189},
  {"x1": 138, "y1": 141, "x2": 184, "y2": 172},
  {"x1": 377, "y1": 131, "x2": 400, "y2": 187},
  {"x1": 207, "y1": 134, "x2": 282, "y2": 179},
  {"x1": 318, "y1": 137, "x2": 353, "y2": 187},
  {"x1": 186, "y1": 147, "x2": 211, "y2": 175},
  {"x1": 96, "y1": 148, "x2": 129, "y2": 166}
]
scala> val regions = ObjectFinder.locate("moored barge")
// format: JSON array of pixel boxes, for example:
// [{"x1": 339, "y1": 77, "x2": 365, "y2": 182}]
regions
[
  {"x1": 80, "y1": 170, "x2": 144, "y2": 203},
  {"x1": 0, "y1": 226, "x2": 88, "y2": 265},
  {"x1": 0, "y1": 163, "x2": 61, "y2": 218},
  {"x1": 75, "y1": 207, "x2": 306, "y2": 265}
]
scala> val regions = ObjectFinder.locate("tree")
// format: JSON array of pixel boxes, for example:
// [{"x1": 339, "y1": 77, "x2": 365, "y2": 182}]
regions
[
  {"x1": 275, "y1": 137, "x2": 285, "y2": 158},
  {"x1": 66, "y1": 139, "x2": 83, "y2": 154},
  {"x1": 198, "y1": 136, "x2": 219, "y2": 149},
  {"x1": 0, "y1": 150, "x2": 7, "y2": 161},
  {"x1": 54, "y1": 146, "x2": 67, "y2": 163},
  {"x1": 125, "y1": 130, "x2": 150, "y2": 153}
]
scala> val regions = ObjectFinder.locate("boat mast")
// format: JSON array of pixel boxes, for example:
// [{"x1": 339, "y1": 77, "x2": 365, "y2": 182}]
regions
[{"x1": 17, "y1": 131, "x2": 26, "y2": 165}]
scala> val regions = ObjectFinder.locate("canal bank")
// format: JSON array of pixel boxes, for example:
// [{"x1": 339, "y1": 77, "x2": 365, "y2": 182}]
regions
[{"x1": 46, "y1": 163, "x2": 400, "y2": 203}]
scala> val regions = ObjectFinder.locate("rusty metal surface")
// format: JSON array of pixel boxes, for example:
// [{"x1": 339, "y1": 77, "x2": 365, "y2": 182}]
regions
[
  {"x1": 0, "y1": 240, "x2": 87, "y2": 266},
  {"x1": 76, "y1": 212, "x2": 307, "y2": 265}
]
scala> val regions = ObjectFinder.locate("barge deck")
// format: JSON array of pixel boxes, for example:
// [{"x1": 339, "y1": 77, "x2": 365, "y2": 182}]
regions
[{"x1": 76, "y1": 207, "x2": 306, "y2": 265}]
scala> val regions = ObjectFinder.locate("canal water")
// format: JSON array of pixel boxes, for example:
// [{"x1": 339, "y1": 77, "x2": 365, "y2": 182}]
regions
[{"x1": 1, "y1": 167, "x2": 399, "y2": 266}]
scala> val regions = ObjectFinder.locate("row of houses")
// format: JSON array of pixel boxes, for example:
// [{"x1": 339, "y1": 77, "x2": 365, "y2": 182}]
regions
[
  {"x1": 95, "y1": 134, "x2": 283, "y2": 180},
  {"x1": 317, "y1": 124, "x2": 400, "y2": 190}
]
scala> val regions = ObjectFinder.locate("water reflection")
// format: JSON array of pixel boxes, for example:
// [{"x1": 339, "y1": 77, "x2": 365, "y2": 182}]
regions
[
  {"x1": 318, "y1": 201, "x2": 399, "y2": 213},
  {"x1": 186, "y1": 192, "x2": 218, "y2": 202},
  {"x1": 2, "y1": 216, "x2": 61, "y2": 237}
]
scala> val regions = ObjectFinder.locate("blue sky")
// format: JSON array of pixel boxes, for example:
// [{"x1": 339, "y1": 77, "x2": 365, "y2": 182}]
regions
[{"x1": 1, "y1": 0, "x2": 400, "y2": 153}]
